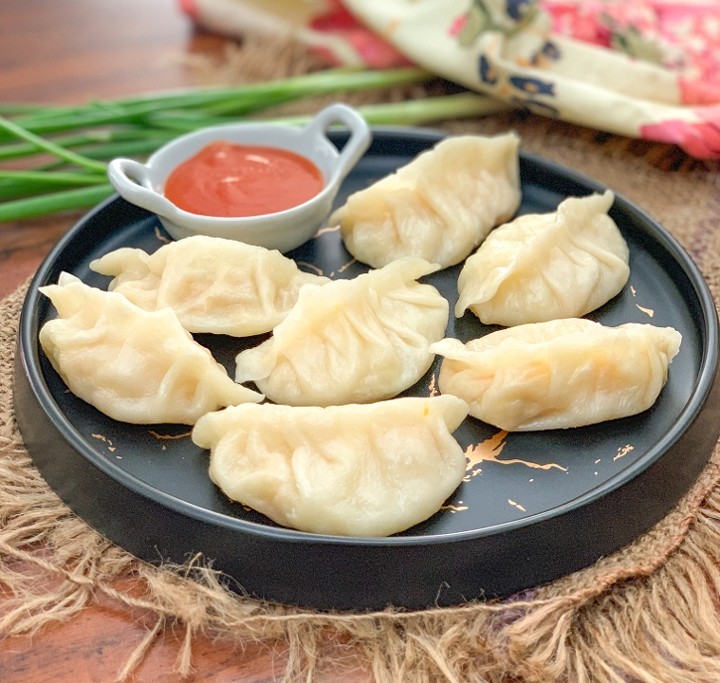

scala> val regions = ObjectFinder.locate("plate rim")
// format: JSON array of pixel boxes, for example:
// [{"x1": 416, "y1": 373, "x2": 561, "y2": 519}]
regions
[{"x1": 16, "y1": 126, "x2": 720, "y2": 549}]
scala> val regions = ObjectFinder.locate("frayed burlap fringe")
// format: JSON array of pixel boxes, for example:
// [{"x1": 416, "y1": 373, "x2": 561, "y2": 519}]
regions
[
  {"x1": 4, "y1": 39, "x2": 720, "y2": 681},
  {"x1": 4, "y1": 279, "x2": 720, "y2": 682},
  {"x1": 179, "y1": 32, "x2": 328, "y2": 86}
]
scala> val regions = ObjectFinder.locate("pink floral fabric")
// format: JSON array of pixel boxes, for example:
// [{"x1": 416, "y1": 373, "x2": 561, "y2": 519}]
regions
[
  {"x1": 308, "y1": 0, "x2": 413, "y2": 68},
  {"x1": 179, "y1": 0, "x2": 720, "y2": 157},
  {"x1": 537, "y1": 1, "x2": 720, "y2": 155},
  {"x1": 542, "y1": 1, "x2": 720, "y2": 105},
  {"x1": 342, "y1": 0, "x2": 720, "y2": 158}
]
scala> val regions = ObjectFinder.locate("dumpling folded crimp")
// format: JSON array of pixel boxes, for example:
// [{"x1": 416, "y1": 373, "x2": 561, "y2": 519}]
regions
[
  {"x1": 39, "y1": 272, "x2": 263, "y2": 425},
  {"x1": 90, "y1": 234, "x2": 328, "y2": 337},
  {"x1": 234, "y1": 257, "x2": 449, "y2": 406},
  {"x1": 331, "y1": 132, "x2": 521, "y2": 270},
  {"x1": 430, "y1": 318, "x2": 681, "y2": 431},
  {"x1": 192, "y1": 395, "x2": 470, "y2": 537},
  {"x1": 456, "y1": 191, "x2": 630, "y2": 326}
]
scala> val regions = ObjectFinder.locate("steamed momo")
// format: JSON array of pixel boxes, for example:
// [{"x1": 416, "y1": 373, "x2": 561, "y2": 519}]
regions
[
  {"x1": 89, "y1": 235, "x2": 328, "y2": 336},
  {"x1": 39, "y1": 273, "x2": 263, "y2": 425},
  {"x1": 330, "y1": 133, "x2": 521, "y2": 269},
  {"x1": 234, "y1": 258, "x2": 449, "y2": 406},
  {"x1": 430, "y1": 319, "x2": 681, "y2": 431},
  {"x1": 455, "y1": 191, "x2": 630, "y2": 325},
  {"x1": 192, "y1": 395, "x2": 470, "y2": 537}
]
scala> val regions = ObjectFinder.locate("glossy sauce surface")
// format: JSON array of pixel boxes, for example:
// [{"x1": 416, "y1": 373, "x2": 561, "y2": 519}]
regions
[{"x1": 164, "y1": 141, "x2": 324, "y2": 217}]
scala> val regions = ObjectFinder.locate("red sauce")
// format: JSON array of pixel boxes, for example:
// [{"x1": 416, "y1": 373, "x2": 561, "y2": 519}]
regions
[{"x1": 164, "y1": 141, "x2": 324, "y2": 217}]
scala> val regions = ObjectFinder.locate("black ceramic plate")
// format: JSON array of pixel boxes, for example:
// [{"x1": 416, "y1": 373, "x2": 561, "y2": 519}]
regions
[{"x1": 14, "y1": 129, "x2": 720, "y2": 611}]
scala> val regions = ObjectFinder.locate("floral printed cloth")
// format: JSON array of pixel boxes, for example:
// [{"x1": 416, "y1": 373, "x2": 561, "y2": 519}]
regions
[
  {"x1": 179, "y1": 0, "x2": 720, "y2": 158},
  {"x1": 543, "y1": 1, "x2": 720, "y2": 92}
]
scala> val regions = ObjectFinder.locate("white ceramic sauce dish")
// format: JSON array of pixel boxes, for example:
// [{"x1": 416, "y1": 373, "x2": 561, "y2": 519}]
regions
[{"x1": 107, "y1": 103, "x2": 372, "y2": 253}]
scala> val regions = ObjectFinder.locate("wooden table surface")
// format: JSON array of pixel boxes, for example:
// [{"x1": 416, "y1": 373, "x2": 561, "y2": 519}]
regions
[
  {"x1": 0, "y1": 1, "x2": 710, "y2": 681},
  {"x1": 0, "y1": 1, "x2": 366, "y2": 681},
  {"x1": 0, "y1": 0, "x2": 227, "y2": 302}
]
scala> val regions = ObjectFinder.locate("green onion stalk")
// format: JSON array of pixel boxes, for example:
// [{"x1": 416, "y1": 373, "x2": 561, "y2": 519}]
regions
[{"x1": 0, "y1": 67, "x2": 507, "y2": 222}]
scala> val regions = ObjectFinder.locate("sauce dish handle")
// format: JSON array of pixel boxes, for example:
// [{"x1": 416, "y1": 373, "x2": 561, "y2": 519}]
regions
[
  {"x1": 107, "y1": 158, "x2": 178, "y2": 218},
  {"x1": 304, "y1": 103, "x2": 372, "y2": 189}
]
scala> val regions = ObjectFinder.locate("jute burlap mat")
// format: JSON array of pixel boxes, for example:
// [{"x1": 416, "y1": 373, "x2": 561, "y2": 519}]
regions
[{"x1": 3, "y1": 37, "x2": 720, "y2": 683}]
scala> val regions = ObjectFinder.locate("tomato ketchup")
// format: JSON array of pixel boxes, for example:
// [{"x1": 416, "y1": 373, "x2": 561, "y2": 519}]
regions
[{"x1": 164, "y1": 141, "x2": 324, "y2": 217}]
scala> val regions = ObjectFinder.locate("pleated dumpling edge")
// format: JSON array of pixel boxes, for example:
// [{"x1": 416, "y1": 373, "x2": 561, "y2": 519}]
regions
[{"x1": 39, "y1": 272, "x2": 263, "y2": 425}]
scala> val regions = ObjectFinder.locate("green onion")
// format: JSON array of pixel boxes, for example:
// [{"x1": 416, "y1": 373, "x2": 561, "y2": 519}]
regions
[
  {"x1": 0, "y1": 67, "x2": 506, "y2": 223},
  {"x1": 0, "y1": 185, "x2": 114, "y2": 221},
  {"x1": 0, "y1": 115, "x2": 107, "y2": 173},
  {"x1": 284, "y1": 93, "x2": 508, "y2": 127},
  {"x1": 0, "y1": 170, "x2": 109, "y2": 202},
  {"x1": 148, "y1": 93, "x2": 506, "y2": 132},
  {"x1": 2, "y1": 68, "x2": 432, "y2": 139},
  {"x1": 0, "y1": 128, "x2": 170, "y2": 162}
]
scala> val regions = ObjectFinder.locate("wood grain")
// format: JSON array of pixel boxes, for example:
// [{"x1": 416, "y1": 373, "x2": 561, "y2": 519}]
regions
[
  {"x1": 0, "y1": 1, "x2": 329, "y2": 681},
  {"x1": 0, "y1": 0, "x2": 227, "y2": 298},
  {"x1": 0, "y1": 1, "x2": 704, "y2": 681}
]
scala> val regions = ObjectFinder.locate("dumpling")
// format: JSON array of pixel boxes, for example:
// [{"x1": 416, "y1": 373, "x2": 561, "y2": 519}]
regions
[
  {"x1": 89, "y1": 235, "x2": 328, "y2": 336},
  {"x1": 430, "y1": 319, "x2": 681, "y2": 431},
  {"x1": 234, "y1": 257, "x2": 449, "y2": 406},
  {"x1": 192, "y1": 395, "x2": 470, "y2": 537},
  {"x1": 39, "y1": 272, "x2": 263, "y2": 425},
  {"x1": 455, "y1": 191, "x2": 630, "y2": 325},
  {"x1": 330, "y1": 133, "x2": 521, "y2": 269}
]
